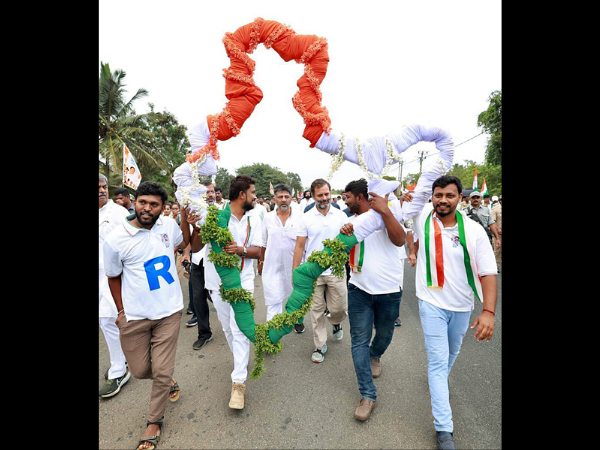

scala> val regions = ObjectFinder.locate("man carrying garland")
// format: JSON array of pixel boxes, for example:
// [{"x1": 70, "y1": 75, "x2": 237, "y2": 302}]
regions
[
  {"x1": 293, "y1": 178, "x2": 351, "y2": 362},
  {"x1": 409, "y1": 175, "x2": 497, "y2": 450},
  {"x1": 339, "y1": 178, "x2": 407, "y2": 421},
  {"x1": 203, "y1": 175, "x2": 263, "y2": 410}
]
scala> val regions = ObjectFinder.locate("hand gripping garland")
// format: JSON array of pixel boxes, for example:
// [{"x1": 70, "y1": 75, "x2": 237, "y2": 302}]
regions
[{"x1": 173, "y1": 18, "x2": 455, "y2": 378}]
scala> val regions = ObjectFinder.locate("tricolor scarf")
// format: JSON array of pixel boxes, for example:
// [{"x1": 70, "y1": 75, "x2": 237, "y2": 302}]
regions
[
  {"x1": 238, "y1": 217, "x2": 251, "y2": 272},
  {"x1": 424, "y1": 209, "x2": 483, "y2": 302},
  {"x1": 349, "y1": 240, "x2": 364, "y2": 273}
]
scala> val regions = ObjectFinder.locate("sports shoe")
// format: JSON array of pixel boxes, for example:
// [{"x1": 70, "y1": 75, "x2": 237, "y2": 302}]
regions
[
  {"x1": 394, "y1": 318, "x2": 402, "y2": 326},
  {"x1": 436, "y1": 431, "x2": 456, "y2": 449},
  {"x1": 193, "y1": 335, "x2": 213, "y2": 350},
  {"x1": 354, "y1": 397, "x2": 376, "y2": 421},
  {"x1": 311, "y1": 343, "x2": 328, "y2": 363},
  {"x1": 229, "y1": 382, "x2": 246, "y2": 409},
  {"x1": 333, "y1": 323, "x2": 343, "y2": 340},
  {"x1": 371, "y1": 358, "x2": 381, "y2": 378},
  {"x1": 99, "y1": 369, "x2": 131, "y2": 398},
  {"x1": 294, "y1": 322, "x2": 305, "y2": 333},
  {"x1": 186, "y1": 316, "x2": 198, "y2": 327}
]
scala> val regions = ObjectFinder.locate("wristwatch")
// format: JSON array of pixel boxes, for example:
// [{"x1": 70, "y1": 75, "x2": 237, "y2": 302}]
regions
[{"x1": 241, "y1": 246, "x2": 247, "y2": 258}]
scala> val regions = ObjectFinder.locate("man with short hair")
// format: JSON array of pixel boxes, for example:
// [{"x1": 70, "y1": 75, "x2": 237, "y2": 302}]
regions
[
  {"x1": 103, "y1": 180, "x2": 201, "y2": 450},
  {"x1": 215, "y1": 186, "x2": 229, "y2": 210},
  {"x1": 466, "y1": 191, "x2": 501, "y2": 250},
  {"x1": 340, "y1": 179, "x2": 406, "y2": 421},
  {"x1": 293, "y1": 178, "x2": 351, "y2": 362},
  {"x1": 99, "y1": 174, "x2": 131, "y2": 398},
  {"x1": 186, "y1": 182, "x2": 216, "y2": 346},
  {"x1": 410, "y1": 175, "x2": 498, "y2": 449},
  {"x1": 258, "y1": 184, "x2": 300, "y2": 321},
  {"x1": 202, "y1": 175, "x2": 263, "y2": 409},
  {"x1": 490, "y1": 195, "x2": 502, "y2": 271},
  {"x1": 114, "y1": 187, "x2": 135, "y2": 214}
]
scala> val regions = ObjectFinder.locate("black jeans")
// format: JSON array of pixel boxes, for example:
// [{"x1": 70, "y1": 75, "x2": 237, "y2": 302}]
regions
[{"x1": 191, "y1": 260, "x2": 212, "y2": 340}]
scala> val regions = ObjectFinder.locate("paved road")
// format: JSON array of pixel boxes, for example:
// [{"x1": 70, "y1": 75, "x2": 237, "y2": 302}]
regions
[{"x1": 99, "y1": 260, "x2": 502, "y2": 449}]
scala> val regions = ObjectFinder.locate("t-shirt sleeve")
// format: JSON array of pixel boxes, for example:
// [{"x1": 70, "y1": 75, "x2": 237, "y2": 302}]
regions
[
  {"x1": 103, "y1": 239, "x2": 123, "y2": 278},
  {"x1": 474, "y1": 225, "x2": 498, "y2": 276}
]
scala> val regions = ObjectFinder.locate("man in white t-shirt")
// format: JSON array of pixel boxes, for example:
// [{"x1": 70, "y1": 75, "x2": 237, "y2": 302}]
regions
[
  {"x1": 409, "y1": 175, "x2": 497, "y2": 450},
  {"x1": 103, "y1": 181, "x2": 202, "y2": 450},
  {"x1": 293, "y1": 179, "x2": 351, "y2": 362},
  {"x1": 339, "y1": 178, "x2": 407, "y2": 421},
  {"x1": 258, "y1": 184, "x2": 300, "y2": 322},
  {"x1": 202, "y1": 175, "x2": 263, "y2": 410},
  {"x1": 98, "y1": 174, "x2": 131, "y2": 398}
]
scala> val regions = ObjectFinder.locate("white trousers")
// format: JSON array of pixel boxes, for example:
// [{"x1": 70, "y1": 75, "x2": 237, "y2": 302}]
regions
[
  {"x1": 211, "y1": 288, "x2": 252, "y2": 383},
  {"x1": 266, "y1": 302, "x2": 284, "y2": 322},
  {"x1": 99, "y1": 316, "x2": 127, "y2": 379}
]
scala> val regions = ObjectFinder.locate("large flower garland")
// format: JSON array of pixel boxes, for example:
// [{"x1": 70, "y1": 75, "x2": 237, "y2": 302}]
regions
[
  {"x1": 199, "y1": 203, "x2": 357, "y2": 378},
  {"x1": 194, "y1": 18, "x2": 332, "y2": 162}
]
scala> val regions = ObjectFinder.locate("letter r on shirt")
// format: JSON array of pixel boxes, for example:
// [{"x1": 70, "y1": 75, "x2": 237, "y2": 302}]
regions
[{"x1": 144, "y1": 255, "x2": 175, "y2": 291}]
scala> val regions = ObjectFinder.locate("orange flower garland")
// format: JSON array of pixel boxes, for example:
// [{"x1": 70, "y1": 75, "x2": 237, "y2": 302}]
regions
[{"x1": 193, "y1": 18, "x2": 332, "y2": 161}]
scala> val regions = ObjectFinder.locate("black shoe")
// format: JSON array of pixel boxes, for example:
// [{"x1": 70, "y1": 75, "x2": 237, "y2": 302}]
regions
[
  {"x1": 294, "y1": 323, "x2": 305, "y2": 333},
  {"x1": 436, "y1": 431, "x2": 456, "y2": 450},
  {"x1": 193, "y1": 335, "x2": 213, "y2": 350}
]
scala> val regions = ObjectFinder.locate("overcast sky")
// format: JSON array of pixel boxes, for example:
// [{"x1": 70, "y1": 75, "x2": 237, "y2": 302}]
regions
[{"x1": 99, "y1": 0, "x2": 501, "y2": 190}]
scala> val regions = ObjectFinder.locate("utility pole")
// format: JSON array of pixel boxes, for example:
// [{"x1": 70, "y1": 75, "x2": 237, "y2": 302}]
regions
[{"x1": 418, "y1": 150, "x2": 429, "y2": 174}]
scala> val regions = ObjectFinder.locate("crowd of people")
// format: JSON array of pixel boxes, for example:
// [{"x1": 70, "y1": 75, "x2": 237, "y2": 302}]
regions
[{"x1": 99, "y1": 171, "x2": 501, "y2": 450}]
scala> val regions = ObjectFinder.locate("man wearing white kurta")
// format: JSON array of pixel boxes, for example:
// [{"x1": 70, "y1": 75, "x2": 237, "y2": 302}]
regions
[
  {"x1": 98, "y1": 174, "x2": 131, "y2": 397},
  {"x1": 203, "y1": 175, "x2": 263, "y2": 410},
  {"x1": 293, "y1": 179, "x2": 351, "y2": 363},
  {"x1": 258, "y1": 184, "x2": 299, "y2": 321}
]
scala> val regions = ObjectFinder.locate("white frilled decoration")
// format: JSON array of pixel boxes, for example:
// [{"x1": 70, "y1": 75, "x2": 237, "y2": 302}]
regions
[
  {"x1": 315, "y1": 123, "x2": 455, "y2": 242},
  {"x1": 172, "y1": 120, "x2": 216, "y2": 226}
]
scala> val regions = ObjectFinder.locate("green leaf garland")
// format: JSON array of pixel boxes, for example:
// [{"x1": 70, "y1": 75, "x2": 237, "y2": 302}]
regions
[{"x1": 200, "y1": 204, "x2": 358, "y2": 378}]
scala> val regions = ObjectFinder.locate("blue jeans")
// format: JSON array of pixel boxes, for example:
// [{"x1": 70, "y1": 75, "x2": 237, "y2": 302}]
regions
[
  {"x1": 348, "y1": 283, "x2": 402, "y2": 402},
  {"x1": 418, "y1": 299, "x2": 471, "y2": 432}
]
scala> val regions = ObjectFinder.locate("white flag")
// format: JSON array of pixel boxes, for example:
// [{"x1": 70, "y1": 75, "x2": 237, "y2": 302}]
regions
[{"x1": 123, "y1": 143, "x2": 142, "y2": 189}]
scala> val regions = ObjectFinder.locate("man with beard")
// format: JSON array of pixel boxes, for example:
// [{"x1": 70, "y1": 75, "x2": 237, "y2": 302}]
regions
[
  {"x1": 99, "y1": 174, "x2": 131, "y2": 398},
  {"x1": 409, "y1": 175, "x2": 497, "y2": 450},
  {"x1": 339, "y1": 178, "x2": 406, "y2": 421},
  {"x1": 258, "y1": 184, "x2": 300, "y2": 322},
  {"x1": 293, "y1": 178, "x2": 351, "y2": 362},
  {"x1": 103, "y1": 181, "x2": 202, "y2": 450},
  {"x1": 202, "y1": 175, "x2": 263, "y2": 409}
]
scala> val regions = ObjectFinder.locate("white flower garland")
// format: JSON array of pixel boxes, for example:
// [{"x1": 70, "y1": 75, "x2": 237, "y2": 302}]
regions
[
  {"x1": 327, "y1": 133, "x2": 346, "y2": 180},
  {"x1": 355, "y1": 135, "x2": 398, "y2": 180},
  {"x1": 327, "y1": 133, "x2": 399, "y2": 181},
  {"x1": 178, "y1": 154, "x2": 209, "y2": 227}
]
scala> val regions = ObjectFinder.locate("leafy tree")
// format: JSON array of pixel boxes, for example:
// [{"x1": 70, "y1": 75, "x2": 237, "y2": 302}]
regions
[
  {"x1": 478, "y1": 90, "x2": 502, "y2": 166},
  {"x1": 215, "y1": 166, "x2": 235, "y2": 198},
  {"x1": 99, "y1": 62, "x2": 167, "y2": 191},
  {"x1": 235, "y1": 163, "x2": 303, "y2": 199}
]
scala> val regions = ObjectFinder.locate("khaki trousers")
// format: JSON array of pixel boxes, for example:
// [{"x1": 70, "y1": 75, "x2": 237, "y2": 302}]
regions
[
  {"x1": 310, "y1": 274, "x2": 348, "y2": 349},
  {"x1": 117, "y1": 310, "x2": 182, "y2": 422}
]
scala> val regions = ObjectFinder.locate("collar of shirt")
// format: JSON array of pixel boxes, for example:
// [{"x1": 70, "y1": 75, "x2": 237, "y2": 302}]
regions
[{"x1": 122, "y1": 213, "x2": 165, "y2": 236}]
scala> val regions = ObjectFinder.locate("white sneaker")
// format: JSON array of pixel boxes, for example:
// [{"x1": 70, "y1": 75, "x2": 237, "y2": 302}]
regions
[
  {"x1": 333, "y1": 324, "x2": 343, "y2": 340},
  {"x1": 311, "y1": 343, "x2": 328, "y2": 363},
  {"x1": 229, "y1": 382, "x2": 246, "y2": 409}
]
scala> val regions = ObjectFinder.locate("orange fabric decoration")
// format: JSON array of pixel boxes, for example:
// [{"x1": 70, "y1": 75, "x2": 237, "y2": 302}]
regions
[{"x1": 204, "y1": 18, "x2": 332, "y2": 158}]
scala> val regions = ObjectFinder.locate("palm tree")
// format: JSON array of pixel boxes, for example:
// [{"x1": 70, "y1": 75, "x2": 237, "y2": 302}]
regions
[{"x1": 99, "y1": 62, "x2": 166, "y2": 185}]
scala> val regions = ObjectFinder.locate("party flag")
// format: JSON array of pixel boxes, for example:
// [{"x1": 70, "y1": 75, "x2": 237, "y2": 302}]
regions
[{"x1": 123, "y1": 143, "x2": 142, "y2": 189}]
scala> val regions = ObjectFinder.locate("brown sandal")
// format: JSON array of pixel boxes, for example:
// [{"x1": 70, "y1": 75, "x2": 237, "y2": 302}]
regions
[{"x1": 169, "y1": 379, "x2": 180, "y2": 402}]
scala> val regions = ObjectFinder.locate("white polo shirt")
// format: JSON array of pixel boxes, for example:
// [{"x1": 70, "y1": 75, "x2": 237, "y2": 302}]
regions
[
  {"x1": 348, "y1": 201, "x2": 407, "y2": 294},
  {"x1": 412, "y1": 208, "x2": 497, "y2": 311},
  {"x1": 103, "y1": 215, "x2": 184, "y2": 321},
  {"x1": 296, "y1": 204, "x2": 350, "y2": 276},
  {"x1": 204, "y1": 210, "x2": 263, "y2": 291}
]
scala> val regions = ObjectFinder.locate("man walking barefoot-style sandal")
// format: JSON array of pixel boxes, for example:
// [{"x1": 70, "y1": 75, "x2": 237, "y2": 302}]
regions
[
  {"x1": 137, "y1": 417, "x2": 163, "y2": 450},
  {"x1": 168, "y1": 379, "x2": 180, "y2": 402}
]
